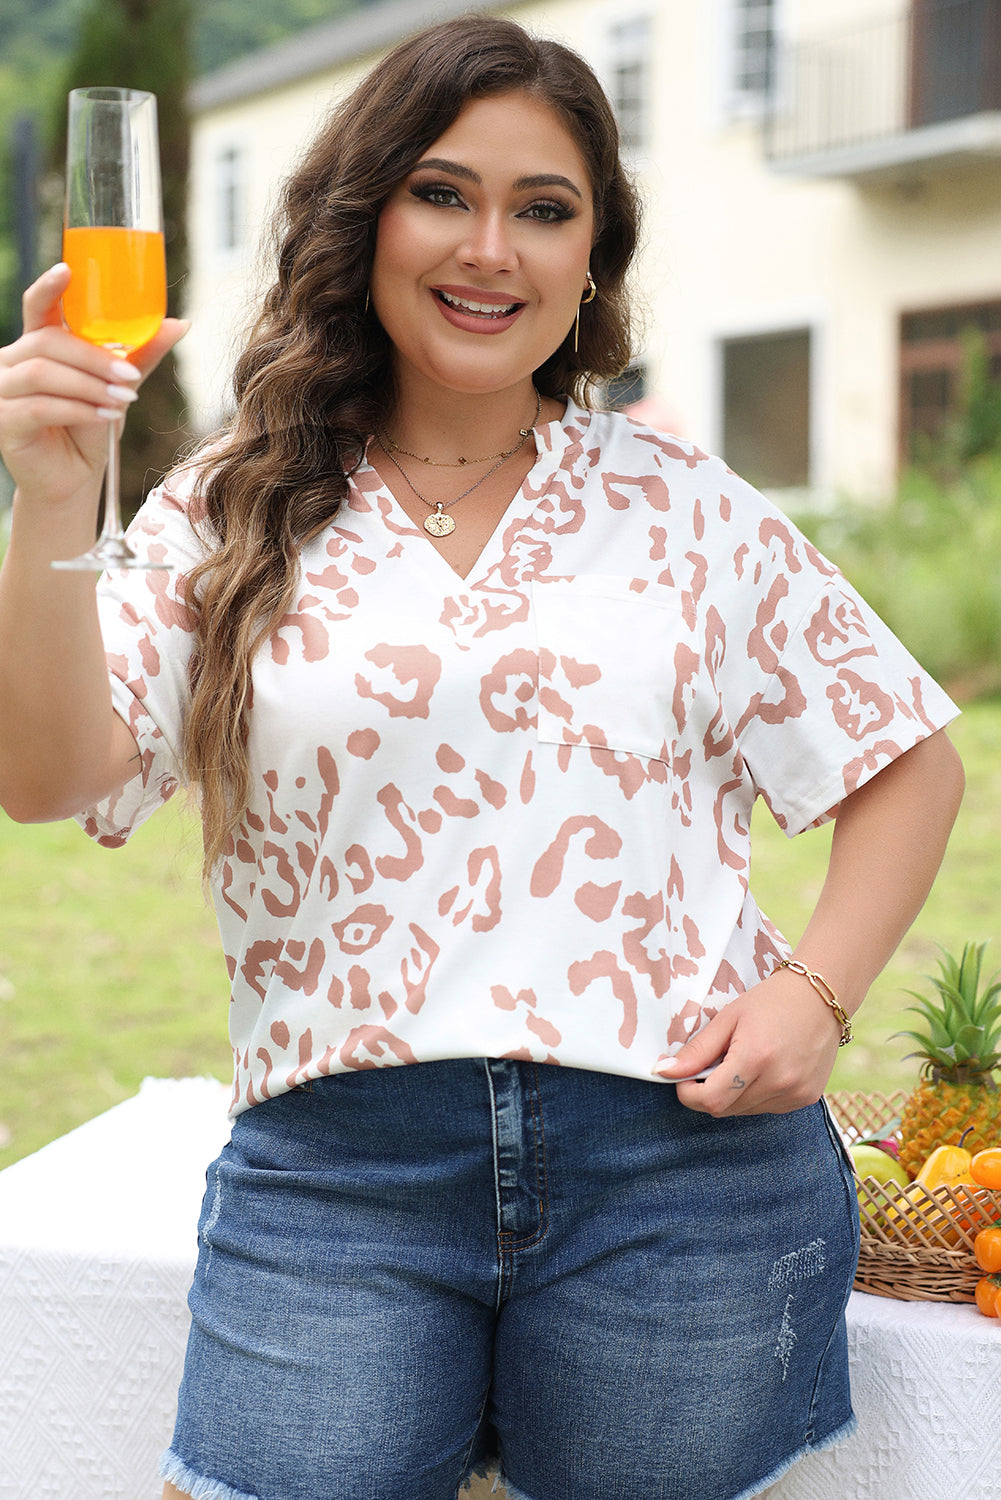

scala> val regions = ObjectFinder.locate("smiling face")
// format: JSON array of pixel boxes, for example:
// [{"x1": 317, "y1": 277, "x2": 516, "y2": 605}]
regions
[{"x1": 370, "y1": 90, "x2": 596, "y2": 402}]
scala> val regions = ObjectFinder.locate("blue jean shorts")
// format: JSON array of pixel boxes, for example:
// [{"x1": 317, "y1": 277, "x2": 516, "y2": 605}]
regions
[{"x1": 162, "y1": 1059, "x2": 859, "y2": 1500}]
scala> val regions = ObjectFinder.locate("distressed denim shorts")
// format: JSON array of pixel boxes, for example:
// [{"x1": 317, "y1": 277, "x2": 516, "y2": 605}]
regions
[{"x1": 162, "y1": 1059, "x2": 859, "y2": 1500}]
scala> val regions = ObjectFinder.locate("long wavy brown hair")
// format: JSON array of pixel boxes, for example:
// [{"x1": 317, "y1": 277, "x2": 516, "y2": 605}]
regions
[{"x1": 183, "y1": 13, "x2": 642, "y2": 873}]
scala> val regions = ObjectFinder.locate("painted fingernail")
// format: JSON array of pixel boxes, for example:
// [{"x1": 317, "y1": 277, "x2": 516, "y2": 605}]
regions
[
  {"x1": 96, "y1": 407, "x2": 122, "y2": 420},
  {"x1": 109, "y1": 360, "x2": 140, "y2": 382},
  {"x1": 106, "y1": 383, "x2": 138, "y2": 404},
  {"x1": 50, "y1": 262, "x2": 70, "y2": 276}
]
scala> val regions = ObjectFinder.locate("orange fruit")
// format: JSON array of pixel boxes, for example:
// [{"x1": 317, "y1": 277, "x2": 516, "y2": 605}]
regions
[
  {"x1": 974, "y1": 1225, "x2": 1001, "y2": 1273},
  {"x1": 975, "y1": 1276, "x2": 1001, "y2": 1318},
  {"x1": 971, "y1": 1148, "x2": 1001, "y2": 1190}
]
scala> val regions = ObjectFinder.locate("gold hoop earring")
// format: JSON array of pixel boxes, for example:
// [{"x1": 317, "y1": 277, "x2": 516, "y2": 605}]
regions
[{"x1": 574, "y1": 272, "x2": 597, "y2": 354}]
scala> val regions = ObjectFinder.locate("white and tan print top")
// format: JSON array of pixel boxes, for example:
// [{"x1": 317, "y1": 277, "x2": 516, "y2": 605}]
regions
[{"x1": 78, "y1": 401, "x2": 957, "y2": 1116}]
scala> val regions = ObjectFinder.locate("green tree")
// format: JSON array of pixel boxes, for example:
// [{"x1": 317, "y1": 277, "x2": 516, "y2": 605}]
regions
[
  {"x1": 0, "y1": 1, "x2": 364, "y2": 355},
  {"x1": 58, "y1": 0, "x2": 193, "y2": 518}
]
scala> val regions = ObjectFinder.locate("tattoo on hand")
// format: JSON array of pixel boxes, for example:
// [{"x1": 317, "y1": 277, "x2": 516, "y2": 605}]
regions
[{"x1": 731, "y1": 1074, "x2": 746, "y2": 1090}]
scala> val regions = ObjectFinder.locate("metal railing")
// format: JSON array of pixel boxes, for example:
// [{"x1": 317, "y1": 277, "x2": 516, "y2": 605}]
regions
[{"x1": 765, "y1": 0, "x2": 1001, "y2": 165}]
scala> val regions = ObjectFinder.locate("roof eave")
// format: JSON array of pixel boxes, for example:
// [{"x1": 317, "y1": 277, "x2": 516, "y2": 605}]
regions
[{"x1": 190, "y1": 0, "x2": 505, "y2": 112}]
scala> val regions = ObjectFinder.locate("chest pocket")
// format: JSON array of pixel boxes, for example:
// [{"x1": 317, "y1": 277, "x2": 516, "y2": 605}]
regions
[{"x1": 532, "y1": 577, "x2": 692, "y2": 764}]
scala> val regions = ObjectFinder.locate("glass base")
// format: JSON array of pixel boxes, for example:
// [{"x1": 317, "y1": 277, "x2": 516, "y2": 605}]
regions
[{"x1": 51, "y1": 539, "x2": 172, "y2": 572}]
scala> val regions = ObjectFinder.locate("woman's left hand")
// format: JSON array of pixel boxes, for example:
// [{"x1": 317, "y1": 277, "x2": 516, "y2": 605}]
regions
[
  {"x1": 652, "y1": 965, "x2": 844, "y2": 1116},
  {"x1": 654, "y1": 729, "x2": 965, "y2": 1118}
]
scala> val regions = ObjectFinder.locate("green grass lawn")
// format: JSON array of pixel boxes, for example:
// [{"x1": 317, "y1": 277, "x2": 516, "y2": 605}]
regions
[
  {"x1": 0, "y1": 702, "x2": 997, "y2": 1170},
  {"x1": 0, "y1": 796, "x2": 230, "y2": 1169},
  {"x1": 750, "y1": 698, "x2": 1000, "y2": 1100}
]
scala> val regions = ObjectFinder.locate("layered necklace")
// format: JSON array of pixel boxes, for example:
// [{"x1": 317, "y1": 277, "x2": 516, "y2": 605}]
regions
[{"x1": 375, "y1": 389, "x2": 542, "y2": 537}]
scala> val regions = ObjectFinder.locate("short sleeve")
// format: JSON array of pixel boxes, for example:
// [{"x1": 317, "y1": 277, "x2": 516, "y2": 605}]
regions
[
  {"x1": 74, "y1": 469, "x2": 207, "y2": 848},
  {"x1": 739, "y1": 572, "x2": 958, "y2": 836}
]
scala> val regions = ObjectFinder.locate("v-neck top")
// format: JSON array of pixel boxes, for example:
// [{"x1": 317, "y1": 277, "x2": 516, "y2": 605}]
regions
[{"x1": 78, "y1": 400, "x2": 957, "y2": 1117}]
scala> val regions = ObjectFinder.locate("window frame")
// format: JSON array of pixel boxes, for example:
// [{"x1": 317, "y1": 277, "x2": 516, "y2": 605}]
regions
[
  {"x1": 715, "y1": 321, "x2": 818, "y2": 494},
  {"x1": 215, "y1": 143, "x2": 246, "y2": 256},
  {"x1": 899, "y1": 297, "x2": 1001, "y2": 464},
  {"x1": 722, "y1": 0, "x2": 782, "y2": 121},
  {"x1": 605, "y1": 13, "x2": 654, "y2": 154}
]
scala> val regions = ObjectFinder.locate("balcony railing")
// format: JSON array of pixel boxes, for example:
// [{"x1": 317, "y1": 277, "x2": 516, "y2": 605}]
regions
[{"x1": 765, "y1": 0, "x2": 1001, "y2": 176}]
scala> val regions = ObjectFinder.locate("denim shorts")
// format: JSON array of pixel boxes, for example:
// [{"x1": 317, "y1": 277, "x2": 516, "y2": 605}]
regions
[{"x1": 161, "y1": 1059, "x2": 859, "y2": 1500}]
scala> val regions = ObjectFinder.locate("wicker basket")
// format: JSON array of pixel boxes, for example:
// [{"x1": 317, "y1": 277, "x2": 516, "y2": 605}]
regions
[{"x1": 826, "y1": 1089, "x2": 1001, "y2": 1303}]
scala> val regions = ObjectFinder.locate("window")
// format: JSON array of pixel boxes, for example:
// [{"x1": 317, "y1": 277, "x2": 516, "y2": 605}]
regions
[
  {"x1": 910, "y1": 0, "x2": 1001, "y2": 127},
  {"x1": 604, "y1": 363, "x2": 648, "y2": 410},
  {"x1": 216, "y1": 145, "x2": 245, "y2": 253},
  {"x1": 728, "y1": 0, "x2": 777, "y2": 111},
  {"x1": 721, "y1": 328, "x2": 810, "y2": 489},
  {"x1": 608, "y1": 17, "x2": 652, "y2": 152},
  {"x1": 900, "y1": 299, "x2": 1001, "y2": 461}
]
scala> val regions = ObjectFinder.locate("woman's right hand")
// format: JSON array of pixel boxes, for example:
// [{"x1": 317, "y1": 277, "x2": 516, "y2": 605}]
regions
[
  {"x1": 0, "y1": 262, "x2": 186, "y2": 508},
  {"x1": 0, "y1": 265, "x2": 188, "y2": 823}
]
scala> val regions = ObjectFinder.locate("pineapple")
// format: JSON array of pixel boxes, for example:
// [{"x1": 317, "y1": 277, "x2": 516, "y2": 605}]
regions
[{"x1": 895, "y1": 942, "x2": 1001, "y2": 1179}]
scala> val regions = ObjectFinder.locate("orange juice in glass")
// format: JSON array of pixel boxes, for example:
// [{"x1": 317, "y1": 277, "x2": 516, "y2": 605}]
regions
[{"x1": 62, "y1": 225, "x2": 166, "y2": 352}]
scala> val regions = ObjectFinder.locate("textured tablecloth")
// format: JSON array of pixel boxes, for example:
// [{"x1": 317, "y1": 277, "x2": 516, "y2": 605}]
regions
[
  {"x1": 769, "y1": 1289, "x2": 1001, "y2": 1500},
  {"x1": 0, "y1": 1078, "x2": 231, "y2": 1500},
  {"x1": 1, "y1": 1079, "x2": 999, "y2": 1499}
]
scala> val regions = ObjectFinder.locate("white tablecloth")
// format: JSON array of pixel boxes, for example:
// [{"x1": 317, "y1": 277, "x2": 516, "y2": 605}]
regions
[
  {"x1": 0, "y1": 1078, "x2": 231, "y2": 1500},
  {"x1": 1, "y1": 1079, "x2": 999, "y2": 1499},
  {"x1": 769, "y1": 1291, "x2": 1001, "y2": 1500}
]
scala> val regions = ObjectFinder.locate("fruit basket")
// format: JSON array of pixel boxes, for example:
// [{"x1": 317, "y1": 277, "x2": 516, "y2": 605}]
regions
[{"x1": 826, "y1": 1089, "x2": 1001, "y2": 1303}]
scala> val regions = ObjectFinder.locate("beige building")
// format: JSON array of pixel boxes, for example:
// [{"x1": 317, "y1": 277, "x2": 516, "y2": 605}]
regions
[{"x1": 184, "y1": 0, "x2": 1001, "y2": 500}]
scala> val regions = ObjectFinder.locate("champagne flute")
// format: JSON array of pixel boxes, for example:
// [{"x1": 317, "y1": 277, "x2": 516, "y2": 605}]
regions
[{"x1": 53, "y1": 87, "x2": 168, "y2": 571}]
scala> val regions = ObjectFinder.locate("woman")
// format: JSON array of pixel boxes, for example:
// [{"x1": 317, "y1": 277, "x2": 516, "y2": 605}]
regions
[{"x1": 0, "y1": 16, "x2": 963, "y2": 1500}]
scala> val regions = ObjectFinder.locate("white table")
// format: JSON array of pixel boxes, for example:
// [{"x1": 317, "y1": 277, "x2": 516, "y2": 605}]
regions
[{"x1": 1, "y1": 1080, "x2": 999, "y2": 1500}]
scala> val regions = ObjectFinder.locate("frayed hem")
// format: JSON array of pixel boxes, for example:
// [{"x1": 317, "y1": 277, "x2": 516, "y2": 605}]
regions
[
  {"x1": 164, "y1": 1414, "x2": 857, "y2": 1500},
  {"x1": 159, "y1": 1449, "x2": 260, "y2": 1500},
  {"x1": 727, "y1": 1410, "x2": 858, "y2": 1500}
]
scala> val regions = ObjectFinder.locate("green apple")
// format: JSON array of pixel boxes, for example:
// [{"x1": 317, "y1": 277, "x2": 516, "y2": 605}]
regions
[{"x1": 849, "y1": 1143, "x2": 905, "y2": 1189}]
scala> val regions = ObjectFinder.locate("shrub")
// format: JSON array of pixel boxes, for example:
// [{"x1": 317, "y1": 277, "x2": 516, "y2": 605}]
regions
[{"x1": 794, "y1": 457, "x2": 1001, "y2": 700}]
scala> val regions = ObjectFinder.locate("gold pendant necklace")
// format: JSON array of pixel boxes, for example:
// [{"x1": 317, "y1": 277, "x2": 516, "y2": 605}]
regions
[
  {"x1": 424, "y1": 505, "x2": 457, "y2": 538},
  {"x1": 375, "y1": 390, "x2": 541, "y2": 536},
  {"x1": 379, "y1": 448, "x2": 511, "y2": 535}
]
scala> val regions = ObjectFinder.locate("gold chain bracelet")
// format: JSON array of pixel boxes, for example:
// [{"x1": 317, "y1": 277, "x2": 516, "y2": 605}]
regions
[{"x1": 775, "y1": 959, "x2": 854, "y2": 1046}]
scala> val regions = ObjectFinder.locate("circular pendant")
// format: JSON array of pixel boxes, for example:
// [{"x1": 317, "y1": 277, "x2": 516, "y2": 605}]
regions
[{"x1": 424, "y1": 511, "x2": 456, "y2": 537}]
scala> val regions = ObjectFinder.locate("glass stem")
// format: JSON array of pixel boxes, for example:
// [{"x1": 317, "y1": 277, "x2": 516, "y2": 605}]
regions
[{"x1": 98, "y1": 418, "x2": 125, "y2": 545}]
